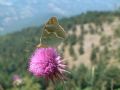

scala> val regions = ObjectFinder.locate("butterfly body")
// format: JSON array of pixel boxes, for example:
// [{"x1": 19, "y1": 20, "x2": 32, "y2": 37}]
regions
[{"x1": 45, "y1": 24, "x2": 58, "y2": 33}]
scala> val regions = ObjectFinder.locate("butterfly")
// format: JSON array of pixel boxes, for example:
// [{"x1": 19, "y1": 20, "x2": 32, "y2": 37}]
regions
[{"x1": 37, "y1": 17, "x2": 66, "y2": 48}]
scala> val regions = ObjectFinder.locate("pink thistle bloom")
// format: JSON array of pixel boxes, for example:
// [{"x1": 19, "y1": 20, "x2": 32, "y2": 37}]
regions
[{"x1": 28, "y1": 47, "x2": 67, "y2": 82}]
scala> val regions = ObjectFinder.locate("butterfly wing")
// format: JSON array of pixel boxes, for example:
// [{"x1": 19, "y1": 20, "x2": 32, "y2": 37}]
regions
[
  {"x1": 40, "y1": 17, "x2": 66, "y2": 47},
  {"x1": 55, "y1": 24, "x2": 66, "y2": 39}
]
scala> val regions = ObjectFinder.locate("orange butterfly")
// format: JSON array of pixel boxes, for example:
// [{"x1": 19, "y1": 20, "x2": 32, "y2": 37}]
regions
[{"x1": 37, "y1": 17, "x2": 66, "y2": 48}]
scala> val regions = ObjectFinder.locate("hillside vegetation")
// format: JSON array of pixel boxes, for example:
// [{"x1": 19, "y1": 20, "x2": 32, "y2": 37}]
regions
[{"x1": 0, "y1": 11, "x2": 120, "y2": 90}]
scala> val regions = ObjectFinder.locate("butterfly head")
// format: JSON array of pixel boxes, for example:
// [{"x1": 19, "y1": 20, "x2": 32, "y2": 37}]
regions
[{"x1": 47, "y1": 17, "x2": 58, "y2": 25}]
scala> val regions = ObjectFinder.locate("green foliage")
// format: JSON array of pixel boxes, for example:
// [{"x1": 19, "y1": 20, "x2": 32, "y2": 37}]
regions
[
  {"x1": 60, "y1": 11, "x2": 120, "y2": 28},
  {"x1": 78, "y1": 26, "x2": 85, "y2": 55},
  {"x1": 90, "y1": 46, "x2": 99, "y2": 65},
  {"x1": 114, "y1": 27, "x2": 120, "y2": 38},
  {"x1": 116, "y1": 46, "x2": 120, "y2": 61},
  {"x1": 9, "y1": 76, "x2": 41, "y2": 90},
  {"x1": 68, "y1": 34, "x2": 77, "y2": 45},
  {"x1": 79, "y1": 46, "x2": 84, "y2": 55},
  {"x1": 100, "y1": 35, "x2": 111, "y2": 46}
]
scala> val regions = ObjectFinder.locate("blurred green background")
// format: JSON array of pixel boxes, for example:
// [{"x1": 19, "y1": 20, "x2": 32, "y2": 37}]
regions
[{"x1": 0, "y1": 0, "x2": 120, "y2": 90}]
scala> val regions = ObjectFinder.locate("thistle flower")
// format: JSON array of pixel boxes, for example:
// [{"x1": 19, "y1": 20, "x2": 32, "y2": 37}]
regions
[{"x1": 28, "y1": 47, "x2": 67, "y2": 82}]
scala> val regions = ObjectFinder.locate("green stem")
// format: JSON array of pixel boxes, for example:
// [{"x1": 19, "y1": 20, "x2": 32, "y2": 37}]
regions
[{"x1": 111, "y1": 79, "x2": 113, "y2": 90}]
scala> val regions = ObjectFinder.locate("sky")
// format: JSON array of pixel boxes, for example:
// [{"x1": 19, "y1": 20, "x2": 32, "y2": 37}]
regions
[{"x1": 0, "y1": 0, "x2": 120, "y2": 35}]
